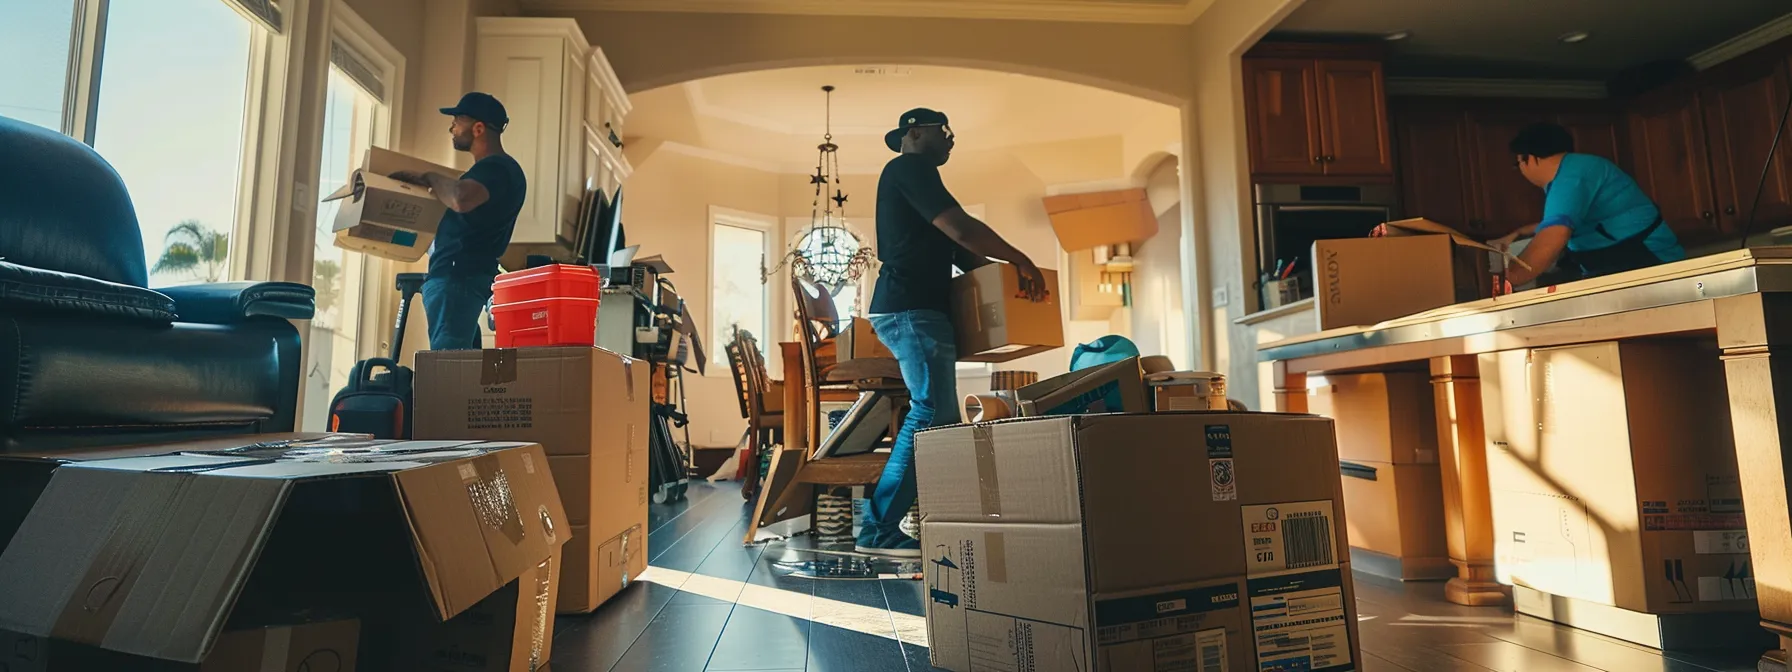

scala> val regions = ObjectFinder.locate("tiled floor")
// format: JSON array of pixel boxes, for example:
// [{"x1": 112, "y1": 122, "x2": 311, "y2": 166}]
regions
[{"x1": 549, "y1": 482, "x2": 1768, "y2": 671}]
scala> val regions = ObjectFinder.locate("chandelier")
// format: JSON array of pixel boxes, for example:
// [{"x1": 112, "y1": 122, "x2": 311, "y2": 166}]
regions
[{"x1": 763, "y1": 85, "x2": 875, "y2": 288}]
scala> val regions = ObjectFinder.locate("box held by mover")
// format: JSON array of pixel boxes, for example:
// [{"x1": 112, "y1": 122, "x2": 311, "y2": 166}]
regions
[
  {"x1": 916, "y1": 413, "x2": 1361, "y2": 672},
  {"x1": 1312, "y1": 218, "x2": 1508, "y2": 331},
  {"x1": 950, "y1": 262, "x2": 1064, "y2": 362},
  {"x1": 324, "y1": 147, "x2": 461, "y2": 262}
]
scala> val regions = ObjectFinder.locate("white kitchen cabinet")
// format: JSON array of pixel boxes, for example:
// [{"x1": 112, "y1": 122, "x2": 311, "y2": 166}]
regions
[{"x1": 474, "y1": 18, "x2": 632, "y2": 250}]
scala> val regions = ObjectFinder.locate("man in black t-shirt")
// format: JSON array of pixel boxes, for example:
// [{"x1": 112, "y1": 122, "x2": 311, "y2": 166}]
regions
[
  {"x1": 857, "y1": 108, "x2": 1045, "y2": 557},
  {"x1": 391, "y1": 92, "x2": 528, "y2": 350}
]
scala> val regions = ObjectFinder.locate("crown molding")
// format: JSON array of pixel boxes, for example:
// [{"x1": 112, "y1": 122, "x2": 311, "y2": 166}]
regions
[
  {"x1": 475, "y1": 16, "x2": 589, "y2": 48},
  {"x1": 1387, "y1": 77, "x2": 1608, "y2": 99},
  {"x1": 520, "y1": 0, "x2": 1207, "y2": 25},
  {"x1": 1689, "y1": 10, "x2": 1792, "y2": 71}
]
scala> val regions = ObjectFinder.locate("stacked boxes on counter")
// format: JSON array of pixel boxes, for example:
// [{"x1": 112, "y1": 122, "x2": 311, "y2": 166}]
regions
[
  {"x1": 1308, "y1": 372, "x2": 1452, "y2": 580},
  {"x1": 917, "y1": 412, "x2": 1362, "y2": 672},
  {"x1": 417, "y1": 346, "x2": 651, "y2": 613},
  {"x1": 1480, "y1": 340, "x2": 1762, "y2": 649},
  {"x1": 0, "y1": 434, "x2": 567, "y2": 671}
]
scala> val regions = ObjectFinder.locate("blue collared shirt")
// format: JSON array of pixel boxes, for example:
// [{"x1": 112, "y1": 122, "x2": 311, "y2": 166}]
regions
[{"x1": 1537, "y1": 153, "x2": 1685, "y2": 262}]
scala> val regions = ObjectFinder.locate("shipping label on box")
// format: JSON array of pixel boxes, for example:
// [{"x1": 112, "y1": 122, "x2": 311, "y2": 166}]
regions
[
  {"x1": 1093, "y1": 580, "x2": 1247, "y2": 672},
  {"x1": 1241, "y1": 501, "x2": 1354, "y2": 672}
]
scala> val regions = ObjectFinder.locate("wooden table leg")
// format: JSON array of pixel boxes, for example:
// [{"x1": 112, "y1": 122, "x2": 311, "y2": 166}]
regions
[
  {"x1": 1273, "y1": 360, "x2": 1308, "y2": 413},
  {"x1": 1429, "y1": 355, "x2": 1507, "y2": 607},
  {"x1": 1716, "y1": 294, "x2": 1792, "y2": 667}
]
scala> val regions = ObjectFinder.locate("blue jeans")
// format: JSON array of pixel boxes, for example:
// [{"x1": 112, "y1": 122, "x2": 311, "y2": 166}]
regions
[
  {"x1": 861, "y1": 310, "x2": 960, "y2": 546},
  {"x1": 422, "y1": 274, "x2": 494, "y2": 350}
]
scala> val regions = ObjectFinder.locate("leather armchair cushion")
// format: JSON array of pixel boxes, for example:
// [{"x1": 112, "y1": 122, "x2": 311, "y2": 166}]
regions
[
  {"x1": 159, "y1": 281, "x2": 318, "y2": 324},
  {"x1": 0, "y1": 260, "x2": 176, "y2": 322},
  {"x1": 0, "y1": 314, "x2": 285, "y2": 435}
]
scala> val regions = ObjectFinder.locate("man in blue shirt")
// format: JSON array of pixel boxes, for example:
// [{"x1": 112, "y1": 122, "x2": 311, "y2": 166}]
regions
[
  {"x1": 390, "y1": 92, "x2": 528, "y2": 349},
  {"x1": 1492, "y1": 123, "x2": 1686, "y2": 287}
]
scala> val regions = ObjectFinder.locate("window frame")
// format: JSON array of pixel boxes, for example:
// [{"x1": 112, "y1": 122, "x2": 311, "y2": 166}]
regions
[{"x1": 709, "y1": 206, "x2": 778, "y2": 379}]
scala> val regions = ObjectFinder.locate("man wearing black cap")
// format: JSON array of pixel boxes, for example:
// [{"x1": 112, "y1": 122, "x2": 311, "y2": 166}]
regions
[
  {"x1": 856, "y1": 108, "x2": 1046, "y2": 557},
  {"x1": 390, "y1": 92, "x2": 528, "y2": 350}
]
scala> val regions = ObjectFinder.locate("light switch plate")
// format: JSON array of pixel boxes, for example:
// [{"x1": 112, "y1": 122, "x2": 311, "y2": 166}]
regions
[
  {"x1": 293, "y1": 182, "x2": 313, "y2": 213},
  {"x1": 1212, "y1": 286, "x2": 1229, "y2": 307}
]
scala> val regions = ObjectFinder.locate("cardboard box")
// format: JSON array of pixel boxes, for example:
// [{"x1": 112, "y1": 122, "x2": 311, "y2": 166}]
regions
[
  {"x1": 324, "y1": 147, "x2": 461, "y2": 262},
  {"x1": 0, "y1": 434, "x2": 566, "y2": 666},
  {"x1": 837, "y1": 317, "x2": 894, "y2": 362},
  {"x1": 1, "y1": 620, "x2": 361, "y2": 672},
  {"x1": 1312, "y1": 234, "x2": 1490, "y2": 331},
  {"x1": 562, "y1": 523, "x2": 646, "y2": 613},
  {"x1": 415, "y1": 346, "x2": 651, "y2": 613},
  {"x1": 1148, "y1": 372, "x2": 1228, "y2": 412},
  {"x1": 398, "y1": 552, "x2": 561, "y2": 671},
  {"x1": 1338, "y1": 460, "x2": 1452, "y2": 580},
  {"x1": 916, "y1": 413, "x2": 1361, "y2": 672},
  {"x1": 1041, "y1": 187, "x2": 1159, "y2": 252},
  {"x1": 1011, "y1": 357, "x2": 1148, "y2": 417},
  {"x1": 1480, "y1": 340, "x2": 1751, "y2": 614},
  {"x1": 950, "y1": 263, "x2": 1065, "y2": 363},
  {"x1": 1307, "y1": 372, "x2": 1439, "y2": 464}
]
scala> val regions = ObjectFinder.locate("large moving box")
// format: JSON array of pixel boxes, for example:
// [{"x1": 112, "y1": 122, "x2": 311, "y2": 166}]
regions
[
  {"x1": 917, "y1": 413, "x2": 1361, "y2": 672},
  {"x1": 0, "y1": 435, "x2": 566, "y2": 670},
  {"x1": 1481, "y1": 340, "x2": 1752, "y2": 615},
  {"x1": 417, "y1": 346, "x2": 651, "y2": 614},
  {"x1": 323, "y1": 147, "x2": 461, "y2": 262},
  {"x1": 951, "y1": 262, "x2": 1065, "y2": 362},
  {"x1": 1, "y1": 620, "x2": 361, "y2": 672},
  {"x1": 1308, "y1": 373, "x2": 1450, "y2": 579}
]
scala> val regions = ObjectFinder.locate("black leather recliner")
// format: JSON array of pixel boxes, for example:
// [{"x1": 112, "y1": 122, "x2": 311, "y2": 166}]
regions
[{"x1": 0, "y1": 114, "x2": 316, "y2": 451}]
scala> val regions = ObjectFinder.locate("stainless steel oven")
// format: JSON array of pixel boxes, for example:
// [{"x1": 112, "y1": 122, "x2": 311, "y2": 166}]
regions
[{"x1": 1254, "y1": 183, "x2": 1398, "y2": 300}]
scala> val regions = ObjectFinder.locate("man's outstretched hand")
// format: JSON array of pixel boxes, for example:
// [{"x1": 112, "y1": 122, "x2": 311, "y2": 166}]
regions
[{"x1": 1016, "y1": 259, "x2": 1049, "y2": 302}]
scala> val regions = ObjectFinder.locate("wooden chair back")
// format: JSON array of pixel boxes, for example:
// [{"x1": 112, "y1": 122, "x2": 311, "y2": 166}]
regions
[{"x1": 725, "y1": 326, "x2": 752, "y2": 419}]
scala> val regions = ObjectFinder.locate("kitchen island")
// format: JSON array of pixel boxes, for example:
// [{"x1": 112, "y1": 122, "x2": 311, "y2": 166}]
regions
[{"x1": 1258, "y1": 247, "x2": 1792, "y2": 666}]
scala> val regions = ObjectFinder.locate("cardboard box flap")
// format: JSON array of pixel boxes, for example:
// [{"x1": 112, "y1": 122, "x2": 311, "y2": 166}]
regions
[
  {"x1": 0, "y1": 467, "x2": 291, "y2": 663},
  {"x1": 323, "y1": 145, "x2": 463, "y2": 202},
  {"x1": 915, "y1": 417, "x2": 1081, "y2": 524},
  {"x1": 0, "y1": 433, "x2": 359, "y2": 463},
  {"x1": 1382, "y1": 218, "x2": 1532, "y2": 270},
  {"x1": 392, "y1": 445, "x2": 568, "y2": 622}
]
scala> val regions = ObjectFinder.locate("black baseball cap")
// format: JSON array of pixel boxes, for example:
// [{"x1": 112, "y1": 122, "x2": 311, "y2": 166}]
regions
[
  {"x1": 884, "y1": 108, "x2": 950, "y2": 152},
  {"x1": 440, "y1": 92, "x2": 509, "y2": 132}
]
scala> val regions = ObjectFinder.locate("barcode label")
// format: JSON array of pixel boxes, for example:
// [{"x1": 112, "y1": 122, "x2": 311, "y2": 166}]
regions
[
  {"x1": 1282, "y1": 515, "x2": 1335, "y2": 569},
  {"x1": 1242, "y1": 501, "x2": 1339, "y2": 577}
]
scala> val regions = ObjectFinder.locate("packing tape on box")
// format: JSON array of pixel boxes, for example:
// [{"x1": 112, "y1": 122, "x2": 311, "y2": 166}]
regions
[
  {"x1": 984, "y1": 531, "x2": 1009, "y2": 584},
  {"x1": 962, "y1": 393, "x2": 1015, "y2": 423},
  {"x1": 972, "y1": 425, "x2": 1002, "y2": 518}
]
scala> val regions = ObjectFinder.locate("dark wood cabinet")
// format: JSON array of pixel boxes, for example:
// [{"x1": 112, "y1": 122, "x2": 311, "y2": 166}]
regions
[
  {"x1": 1317, "y1": 60, "x2": 1394, "y2": 176},
  {"x1": 1625, "y1": 84, "x2": 1723, "y2": 244},
  {"x1": 1392, "y1": 104, "x2": 1478, "y2": 234},
  {"x1": 1464, "y1": 112, "x2": 1547, "y2": 238},
  {"x1": 1244, "y1": 48, "x2": 1393, "y2": 179},
  {"x1": 1244, "y1": 59, "x2": 1325, "y2": 177},
  {"x1": 1698, "y1": 54, "x2": 1792, "y2": 237}
]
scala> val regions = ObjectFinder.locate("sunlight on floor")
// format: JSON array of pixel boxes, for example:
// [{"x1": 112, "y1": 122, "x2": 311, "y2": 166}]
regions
[{"x1": 639, "y1": 564, "x2": 930, "y2": 647}]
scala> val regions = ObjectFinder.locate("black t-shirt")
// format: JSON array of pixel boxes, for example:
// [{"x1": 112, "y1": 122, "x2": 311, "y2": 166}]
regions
[
  {"x1": 428, "y1": 153, "x2": 527, "y2": 277},
  {"x1": 870, "y1": 153, "x2": 980, "y2": 314}
]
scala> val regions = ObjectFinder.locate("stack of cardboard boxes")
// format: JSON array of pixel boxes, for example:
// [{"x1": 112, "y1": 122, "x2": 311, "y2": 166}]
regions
[
  {"x1": 0, "y1": 434, "x2": 566, "y2": 671},
  {"x1": 1481, "y1": 340, "x2": 1762, "y2": 649},
  {"x1": 917, "y1": 412, "x2": 1362, "y2": 672},
  {"x1": 1308, "y1": 372, "x2": 1451, "y2": 580},
  {"x1": 417, "y1": 346, "x2": 651, "y2": 614}
]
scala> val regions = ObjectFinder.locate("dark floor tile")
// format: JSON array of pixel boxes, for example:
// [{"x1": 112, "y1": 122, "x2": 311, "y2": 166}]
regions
[
  {"x1": 609, "y1": 603, "x2": 735, "y2": 672},
  {"x1": 806, "y1": 621, "x2": 910, "y2": 672},
  {"x1": 705, "y1": 603, "x2": 813, "y2": 670},
  {"x1": 552, "y1": 582, "x2": 695, "y2": 670}
]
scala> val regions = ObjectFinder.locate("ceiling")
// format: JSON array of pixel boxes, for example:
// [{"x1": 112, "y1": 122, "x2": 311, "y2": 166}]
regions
[
  {"x1": 1271, "y1": 0, "x2": 1792, "y2": 79},
  {"x1": 522, "y1": 0, "x2": 1211, "y2": 24},
  {"x1": 626, "y1": 65, "x2": 1180, "y2": 174}
]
